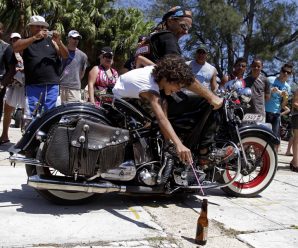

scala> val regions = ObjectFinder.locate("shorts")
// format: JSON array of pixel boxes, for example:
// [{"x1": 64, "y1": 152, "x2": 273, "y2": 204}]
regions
[
  {"x1": 4, "y1": 85, "x2": 25, "y2": 108},
  {"x1": 60, "y1": 86, "x2": 81, "y2": 103},
  {"x1": 292, "y1": 114, "x2": 298, "y2": 130},
  {"x1": 266, "y1": 112, "x2": 281, "y2": 141},
  {"x1": 25, "y1": 84, "x2": 59, "y2": 117}
]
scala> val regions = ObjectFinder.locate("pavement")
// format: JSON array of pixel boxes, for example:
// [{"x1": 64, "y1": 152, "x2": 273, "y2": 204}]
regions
[{"x1": 0, "y1": 124, "x2": 298, "y2": 248}]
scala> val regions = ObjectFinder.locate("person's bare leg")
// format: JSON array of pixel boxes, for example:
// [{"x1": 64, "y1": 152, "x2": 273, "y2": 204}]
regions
[
  {"x1": 0, "y1": 102, "x2": 15, "y2": 142},
  {"x1": 285, "y1": 136, "x2": 293, "y2": 155},
  {"x1": 291, "y1": 129, "x2": 298, "y2": 168}
]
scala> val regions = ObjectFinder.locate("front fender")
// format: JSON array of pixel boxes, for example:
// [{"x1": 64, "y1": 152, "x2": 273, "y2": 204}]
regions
[
  {"x1": 239, "y1": 123, "x2": 279, "y2": 145},
  {"x1": 15, "y1": 102, "x2": 110, "y2": 151}
]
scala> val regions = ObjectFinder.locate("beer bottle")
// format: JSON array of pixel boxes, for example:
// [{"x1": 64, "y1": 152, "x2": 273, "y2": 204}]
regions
[{"x1": 195, "y1": 198, "x2": 208, "y2": 245}]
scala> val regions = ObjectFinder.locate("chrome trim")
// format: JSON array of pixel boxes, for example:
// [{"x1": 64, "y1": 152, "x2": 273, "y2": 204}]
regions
[
  {"x1": 9, "y1": 154, "x2": 44, "y2": 166},
  {"x1": 28, "y1": 175, "x2": 126, "y2": 193}
]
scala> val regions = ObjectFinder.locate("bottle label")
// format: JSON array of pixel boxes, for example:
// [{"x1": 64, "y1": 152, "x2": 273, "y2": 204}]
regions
[
  {"x1": 196, "y1": 225, "x2": 208, "y2": 241},
  {"x1": 202, "y1": 227, "x2": 208, "y2": 241}
]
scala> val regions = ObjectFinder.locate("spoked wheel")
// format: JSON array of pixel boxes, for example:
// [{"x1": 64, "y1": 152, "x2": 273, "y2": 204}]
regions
[
  {"x1": 221, "y1": 134, "x2": 277, "y2": 197},
  {"x1": 26, "y1": 164, "x2": 98, "y2": 205}
]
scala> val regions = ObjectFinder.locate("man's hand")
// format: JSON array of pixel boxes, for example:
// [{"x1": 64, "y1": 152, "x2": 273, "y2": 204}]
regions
[
  {"x1": 175, "y1": 143, "x2": 193, "y2": 165},
  {"x1": 32, "y1": 30, "x2": 47, "y2": 41},
  {"x1": 51, "y1": 30, "x2": 61, "y2": 44},
  {"x1": 209, "y1": 95, "x2": 223, "y2": 110}
]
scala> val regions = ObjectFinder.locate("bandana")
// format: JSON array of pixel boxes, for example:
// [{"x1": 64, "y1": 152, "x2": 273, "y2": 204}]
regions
[{"x1": 162, "y1": 6, "x2": 192, "y2": 22}]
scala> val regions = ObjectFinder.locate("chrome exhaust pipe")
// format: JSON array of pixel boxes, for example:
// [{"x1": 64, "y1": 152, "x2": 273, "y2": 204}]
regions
[
  {"x1": 9, "y1": 154, "x2": 43, "y2": 166},
  {"x1": 28, "y1": 175, "x2": 126, "y2": 193}
]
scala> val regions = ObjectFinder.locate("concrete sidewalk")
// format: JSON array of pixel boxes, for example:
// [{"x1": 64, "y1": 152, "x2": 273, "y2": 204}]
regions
[{"x1": 0, "y1": 125, "x2": 298, "y2": 248}]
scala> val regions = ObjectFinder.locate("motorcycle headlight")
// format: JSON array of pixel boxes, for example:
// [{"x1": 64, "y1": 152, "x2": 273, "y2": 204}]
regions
[{"x1": 238, "y1": 87, "x2": 252, "y2": 103}]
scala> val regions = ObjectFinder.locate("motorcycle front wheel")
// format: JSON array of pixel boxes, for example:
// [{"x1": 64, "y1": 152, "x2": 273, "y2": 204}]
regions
[
  {"x1": 221, "y1": 133, "x2": 277, "y2": 197},
  {"x1": 25, "y1": 164, "x2": 98, "y2": 205}
]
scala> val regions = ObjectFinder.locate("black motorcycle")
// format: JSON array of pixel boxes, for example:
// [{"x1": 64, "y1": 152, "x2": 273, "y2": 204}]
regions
[{"x1": 9, "y1": 80, "x2": 278, "y2": 204}]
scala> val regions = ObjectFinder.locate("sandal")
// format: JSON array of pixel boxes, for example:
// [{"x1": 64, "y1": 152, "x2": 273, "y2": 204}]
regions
[{"x1": 0, "y1": 139, "x2": 10, "y2": 145}]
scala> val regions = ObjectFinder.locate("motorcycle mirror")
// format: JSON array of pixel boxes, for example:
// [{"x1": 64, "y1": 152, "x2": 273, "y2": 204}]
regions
[
  {"x1": 238, "y1": 87, "x2": 252, "y2": 103},
  {"x1": 224, "y1": 79, "x2": 243, "y2": 92}
]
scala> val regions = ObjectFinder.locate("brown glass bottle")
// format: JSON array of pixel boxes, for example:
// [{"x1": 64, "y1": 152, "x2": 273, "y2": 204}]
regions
[{"x1": 195, "y1": 199, "x2": 208, "y2": 245}]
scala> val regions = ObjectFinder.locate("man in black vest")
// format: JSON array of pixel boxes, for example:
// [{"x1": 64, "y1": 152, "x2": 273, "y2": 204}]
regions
[{"x1": 13, "y1": 15, "x2": 68, "y2": 117}]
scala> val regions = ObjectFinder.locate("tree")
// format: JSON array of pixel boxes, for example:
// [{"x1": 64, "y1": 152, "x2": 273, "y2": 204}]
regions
[
  {"x1": 146, "y1": 0, "x2": 298, "y2": 82},
  {"x1": 0, "y1": 0, "x2": 153, "y2": 69}
]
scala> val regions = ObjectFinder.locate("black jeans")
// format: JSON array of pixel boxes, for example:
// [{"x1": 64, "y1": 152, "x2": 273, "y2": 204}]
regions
[
  {"x1": 0, "y1": 86, "x2": 6, "y2": 122},
  {"x1": 166, "y1": 91, "x2": 217, "y2": 149}
]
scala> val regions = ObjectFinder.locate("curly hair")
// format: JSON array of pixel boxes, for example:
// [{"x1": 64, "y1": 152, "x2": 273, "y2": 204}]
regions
[{"x1": 152, "y1": 54, "x2": 195, "y2": 87}]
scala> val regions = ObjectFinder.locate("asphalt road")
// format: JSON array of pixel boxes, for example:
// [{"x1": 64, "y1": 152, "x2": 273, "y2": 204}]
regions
[{"x1": 0, "y1": 126, "x2": 297, "y2": 248}]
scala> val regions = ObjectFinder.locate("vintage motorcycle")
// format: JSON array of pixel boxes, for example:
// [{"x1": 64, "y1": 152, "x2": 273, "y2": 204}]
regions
[{"x1": 9, "y1": 80, "x2": 278, "y2": 204}]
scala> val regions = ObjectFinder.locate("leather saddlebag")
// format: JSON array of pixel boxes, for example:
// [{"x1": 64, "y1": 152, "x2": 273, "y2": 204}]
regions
[{"x1": 45, "y1": 118, "x2": 130, "y2": 177}]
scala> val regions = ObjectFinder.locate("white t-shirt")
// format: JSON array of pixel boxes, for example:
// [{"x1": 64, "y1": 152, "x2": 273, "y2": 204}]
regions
[
  {"x1": 186, "y1": 61, "x2": 217, "y2": 90},
  {"x1": 112, "y1": 66, "x2": 160, "y2": 99}
]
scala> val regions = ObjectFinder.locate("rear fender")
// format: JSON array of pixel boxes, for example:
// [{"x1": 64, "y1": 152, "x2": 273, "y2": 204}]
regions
[{"x1": 14, "y1": 103, "x2": 110, "y2": 151}]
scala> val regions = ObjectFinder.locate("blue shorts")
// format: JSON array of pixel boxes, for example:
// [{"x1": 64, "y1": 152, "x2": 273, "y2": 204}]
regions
[{"x1": 25, "y1": 84, "x2": 59, "y2": 116}]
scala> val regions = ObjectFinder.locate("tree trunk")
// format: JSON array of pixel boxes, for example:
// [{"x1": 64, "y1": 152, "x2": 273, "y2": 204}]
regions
[{"x1": 243, "y1": 0, "x2": 256, "y2": 61}]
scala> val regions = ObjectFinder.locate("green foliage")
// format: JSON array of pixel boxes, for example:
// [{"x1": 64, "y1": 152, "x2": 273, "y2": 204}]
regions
[
  {"x1": 0, "y1": 0, "x2": 153, "y2": 69},
  {"x1": 147, "y1": 0, "x2": 297, "y2": 81}
]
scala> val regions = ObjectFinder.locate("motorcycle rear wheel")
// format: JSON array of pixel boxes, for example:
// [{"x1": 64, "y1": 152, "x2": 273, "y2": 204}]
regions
[
  {"x1": 25, "y1": 164, "x2": 99, "y2": 205},
  {"x1": 221, "y1": 133, "x2": 277, "y2": 197}
]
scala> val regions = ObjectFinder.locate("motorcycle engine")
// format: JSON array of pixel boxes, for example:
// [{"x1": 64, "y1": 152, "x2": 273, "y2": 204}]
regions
[{"x1": 137, "y1": 163, "x2": 160, "y2": 186}]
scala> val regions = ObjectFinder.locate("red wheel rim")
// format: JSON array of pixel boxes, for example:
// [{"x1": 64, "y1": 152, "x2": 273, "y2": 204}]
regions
[{"x1": 226, "y1": 141, "x2": 270, "y2": 189}]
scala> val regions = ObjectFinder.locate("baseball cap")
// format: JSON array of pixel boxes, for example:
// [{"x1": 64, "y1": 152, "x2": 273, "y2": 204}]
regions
[
  {"x1": 68, "y1": 30, "x2": 82, "y2": 39},
  {"x1": 196, "y1": 44, "x2": 208, "y2": 53},
  {"x1": 101, "y1": 46, "x2": 113, "y2": 55},
  {"x1": 28, "y1": 15, "x2": 49, "y2": 27},
  {"x1": 10, "y1": 32, "x2": 21, "y2": 39}
]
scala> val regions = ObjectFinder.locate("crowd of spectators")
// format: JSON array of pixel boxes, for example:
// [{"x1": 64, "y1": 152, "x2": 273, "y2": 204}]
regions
[{"x1": 0, "y1": 8, "x2": 296, "y2": 170}]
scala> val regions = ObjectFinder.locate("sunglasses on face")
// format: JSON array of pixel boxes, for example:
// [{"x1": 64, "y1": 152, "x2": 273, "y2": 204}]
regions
[
  {"x1": 103, "y1": 53, "x2": 113, "y2": 59},
  {"x1": 281, "y1": 69, "x2": 292, "y2": 75},
  {"x1": 196, "y1": 50, "x2": 207, "y2": 55},
  {"x1": 71, "y1": 37, "x2": 80, "y2": 40},
  {"x1": 179, "y1": 23, "x2": 191, "y2": 31},
  {"x1": 173, "y1": 19, "x2": 191, "y2": 31}
]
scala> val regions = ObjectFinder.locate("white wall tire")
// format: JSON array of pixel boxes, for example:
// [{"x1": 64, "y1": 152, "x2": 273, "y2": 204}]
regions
[{"x1": 221, "y1": 135, "x2": 277, "y2": 197}]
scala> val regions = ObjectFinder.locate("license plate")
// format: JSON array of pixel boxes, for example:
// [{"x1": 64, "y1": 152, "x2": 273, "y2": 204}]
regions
[{"x1": 243, "y1": 113, "x2": 264, "y2": 122}]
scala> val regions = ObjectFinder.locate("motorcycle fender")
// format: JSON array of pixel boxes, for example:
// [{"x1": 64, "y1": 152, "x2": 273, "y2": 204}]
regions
[
  {"x1": 14, "y1": 103, "x2": 110, "y2": 151},
  {"x1": 239, "y1": 124, "x2": 280, "y2": 145}
]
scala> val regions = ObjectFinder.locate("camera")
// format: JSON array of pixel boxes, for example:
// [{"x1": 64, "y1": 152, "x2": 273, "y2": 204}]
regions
[{"x1": 47, "y1": 30, "x2": 53, "y2": 38}]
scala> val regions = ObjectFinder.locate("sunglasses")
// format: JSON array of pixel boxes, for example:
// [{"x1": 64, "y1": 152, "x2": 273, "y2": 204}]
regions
[
  {"x1": 71, "y1": 37, "x2": 80, "y2": 40},
  {"x1": 282, "y1": 69, "x2": 292, "y2": 75},
  {"x1": 196, "y1": 50, "x2": 207, "y2": 54},
  {"x1": 173, "y1": 19, "x2": 191, "y2": 31},
  {"x1": 103, "y1": 53, "x2": 113, "y2": 59},
  {"x1": 179, "y1": 23, "x2": 191, "y2": 31}
]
